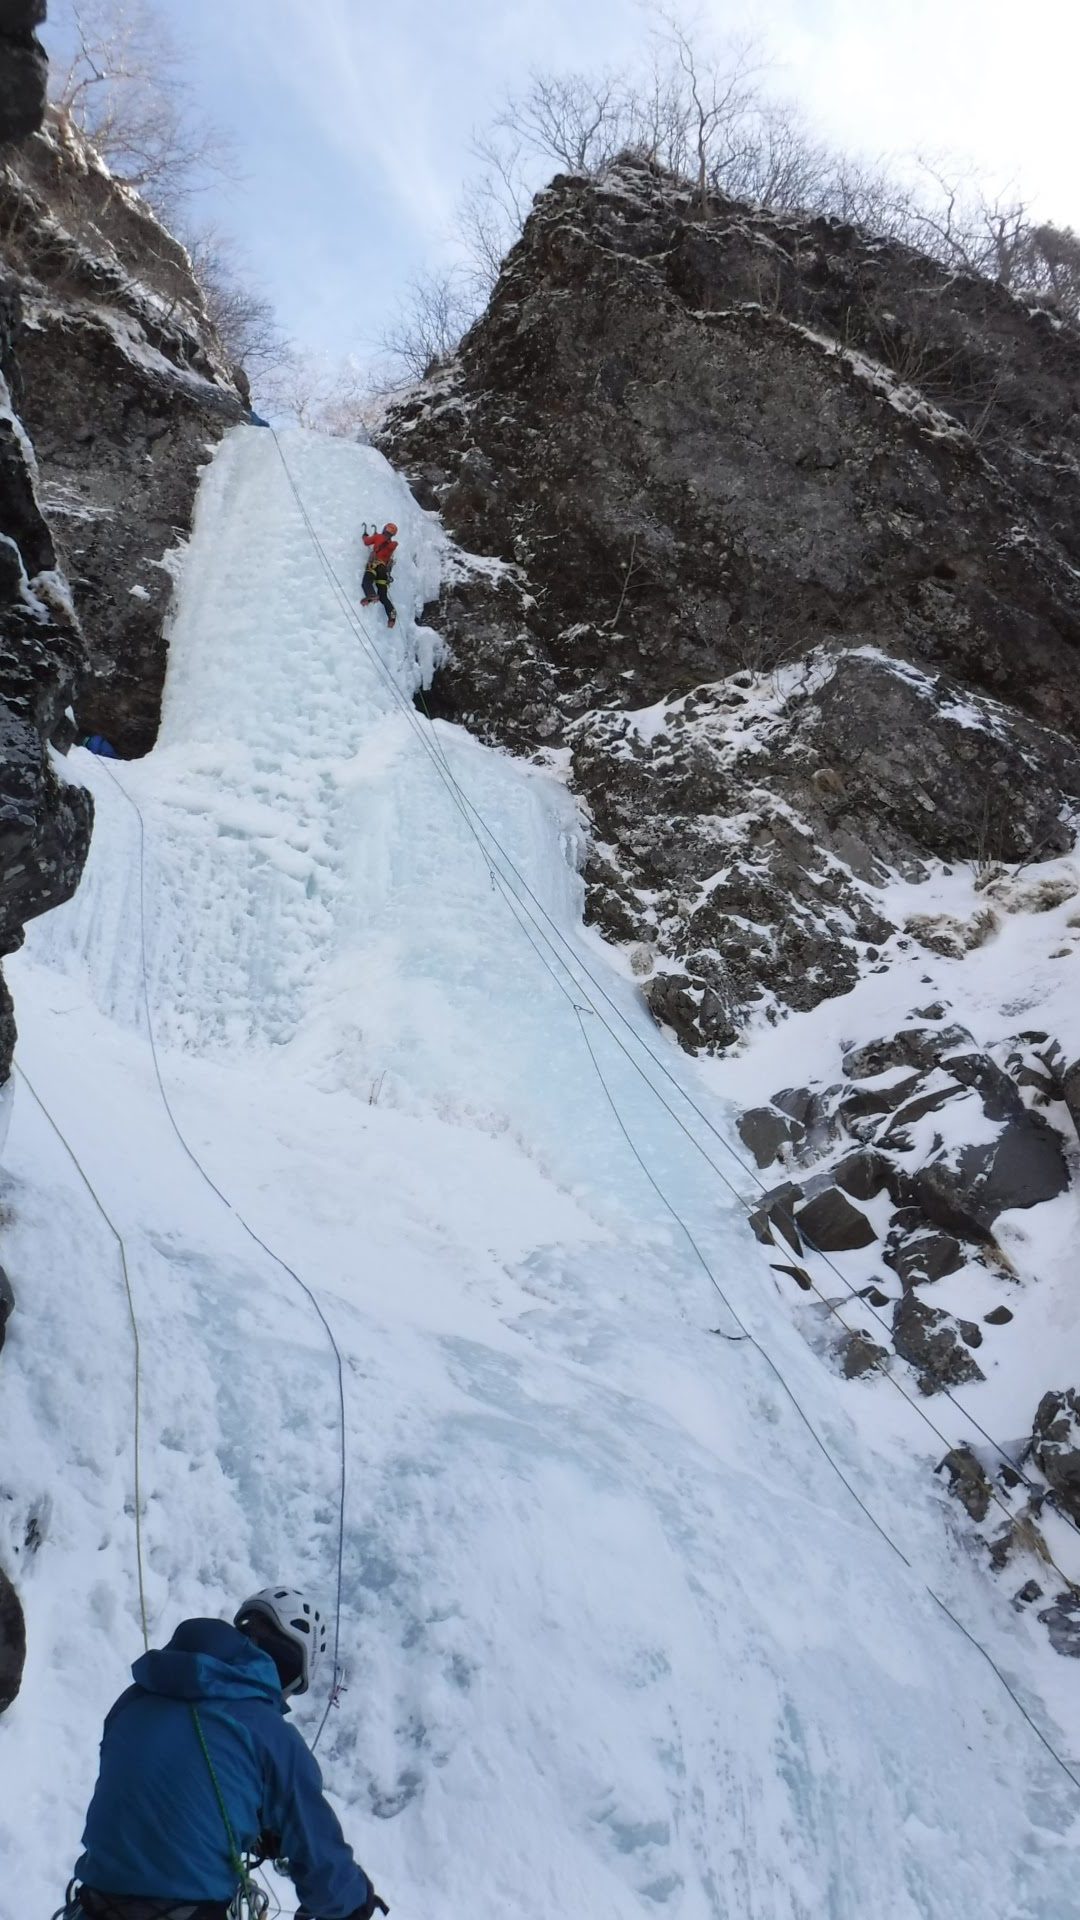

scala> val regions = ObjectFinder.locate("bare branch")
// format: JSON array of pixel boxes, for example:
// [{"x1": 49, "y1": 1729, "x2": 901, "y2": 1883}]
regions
[
  {"x1": 180, "y1": 222, "x2": 291, "y2": 378},
  {"x1": 379, "y1": 267, "x2": 477, "y2": 382},
  {"x1": 48, "y1": 0, "x2": 235, "y2": 216}
]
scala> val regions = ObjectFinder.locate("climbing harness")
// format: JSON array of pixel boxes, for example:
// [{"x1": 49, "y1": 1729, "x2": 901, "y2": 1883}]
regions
[{"x1": 53, "y1": 1884, "x2": 227, "y2": 1920}]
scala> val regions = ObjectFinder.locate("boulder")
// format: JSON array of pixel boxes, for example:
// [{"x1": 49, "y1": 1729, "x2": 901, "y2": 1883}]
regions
[
  {"x1": 877, "y1": 1079, "x2": 963, "y2": 1147},
  {"x1": 832, "y1": 1147, "x2": 890, "y2": 1202},
  {"x1": 842, "y1": 1331, "x2": 888, "y2": 1379},
  {"x1": 1013, "y1": 1579, "x2": 1044, "y2": 1608},
  {"x1": 937, "y1": 1445, "x2": 993, "y2": 1522},
  {"x1": 795, "y1": 1185, "x2": 877, "y2": 1253},
  {"x1": 737, "y1": 1104, "x2": 800, "y2": 1170},
  {"x1": 0, "y1": 1565, "x2": 24, "y2": 1713},
  {"x1": 771, "y1": 1085, "x2": 843, "y2": 1158},
  {"x1": 913, "y1": 1112, "x2": 1069, "y2": 1240},
  {"x1": 892, "y1": 1293, "x2": 985, "y2": 1394},
  {"x1": 838, "y1": 1075, "x2": 923, "y2": 1124},
  {"x1": 842, "y1": 1026, "x2": 972, "y2": 1083},
  {"x1": 1031, "y1": 1389, "x2": 1080, "y2": 1523},
  {"x1": 885, "y1": 1227, "x2": 964, "y2": 1288},
  {"x1": 974, "y1": 1115, "x2": 1070, "y2": 1215},
  {"x1": 1037, "y1": 1594, "x2": 1080, "y2": 1659},
  {"x1": 748, "y1": 1182, "x2": 803, "y2": 1254},
  {"x1": 857, "y1": 1282, "x2": 892, "y2": 1308},
  {"x1": 938, "y1": 1048, "x2": 1026, "y2": 1123}
]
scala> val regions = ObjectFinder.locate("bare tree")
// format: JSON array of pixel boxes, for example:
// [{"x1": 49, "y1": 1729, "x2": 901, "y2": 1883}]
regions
[
  {"x1": 257, "y1": 351, "x2": 375, "y2": 437},
  {"x1": 181, "y1": 224, "x2": 291, "y2": 378},
  {"x1": 632, "y1": 51, "x2": 694, "y2": 174},
  {"x1": 493, "y1": 68, "x2": 632, "y2": 174},
  {"x1": 48, "y1": 0, "x2": 233, "y2": 216},
  {"x1": 1020, "y1": 223, "x2": 1080, "y2": 318},
  {"x1": 457, "y1": 129, "x2": 535, "y2": 295},
  {"x1": 658, "y1": 15, "x2": 763, "y2": 208},
  {"x1": 450, "y1": 9, "x2": 1080, "y2": 343},
  {"x1": 379, "y1": 267, "x2": 477, "y2": 382},
  {"x1": 454, "y1": 26, "x2": 768, "y2": 288}
]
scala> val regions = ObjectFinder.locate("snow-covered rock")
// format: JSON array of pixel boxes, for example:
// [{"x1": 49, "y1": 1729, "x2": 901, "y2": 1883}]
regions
[
  {"x1": 1, "y1": 109, "x2": 246, "y2": 755},
  {"x1": 5, "y1": 424, "x2": 1080, "y2": 1916}
]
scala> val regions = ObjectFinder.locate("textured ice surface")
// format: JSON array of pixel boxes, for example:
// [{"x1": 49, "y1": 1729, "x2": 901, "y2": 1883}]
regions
[{"x1": 1, "y1": 429, "x2": 1077, "y2": 1918}]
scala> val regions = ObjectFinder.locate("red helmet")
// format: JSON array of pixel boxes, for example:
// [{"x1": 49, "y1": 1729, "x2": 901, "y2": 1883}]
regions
[{"x1": 383, "y1": 522, "x2": 398, "y2": 535}]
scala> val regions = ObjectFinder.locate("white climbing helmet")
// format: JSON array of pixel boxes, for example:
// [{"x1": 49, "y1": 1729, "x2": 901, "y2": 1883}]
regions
[{"x1": 234, "y1": 1586, "x2": 327, "y2": 1697}]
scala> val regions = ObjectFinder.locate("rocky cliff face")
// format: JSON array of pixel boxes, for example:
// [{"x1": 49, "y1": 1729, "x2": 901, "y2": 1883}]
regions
[
  {"x1": 1, "y1": 108, "x2": 247, "y2": 756},
  {"x1": 0, "y1": 30, "x2": 247, "y2": 1711},
  {"x1": 380, "y1": 151, "x2": 1080, "y2": 1051},
  {"x1": 382, "y1": 158, "x2": 1080, "y2": 1046},
  {"x1": 0, "y1": 4, "x2": 47, "y2": 147},
  {"x1": 0, "y1": 22, "x2": 92, "y2": 1093},
  {"x1": 381, "y1": 156, "x2": 1080, "y2": 1624},
  {"x1": 0, "y1": 0, "x2": 65, "y2": 1721},
  {"x1": 0, "y1": 93, "x2": 245, "y2": 1073}
]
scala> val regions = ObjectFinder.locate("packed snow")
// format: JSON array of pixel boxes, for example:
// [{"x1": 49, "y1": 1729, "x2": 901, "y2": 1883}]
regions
[{"x1": 1, "y1": 427, "x2": 1078, "y2": 1918}]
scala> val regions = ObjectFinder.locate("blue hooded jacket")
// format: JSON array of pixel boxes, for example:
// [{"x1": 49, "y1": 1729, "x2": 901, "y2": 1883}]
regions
[{"x1": 76, "y1": 1619, "x2": 372, "y2": 1918}]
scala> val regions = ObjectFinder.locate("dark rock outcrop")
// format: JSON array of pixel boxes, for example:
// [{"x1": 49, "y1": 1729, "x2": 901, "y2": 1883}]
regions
[
  {"x1": 1031, "y1": 1390, "x2": 1080, "y2": 1524},
  {"x1": 387, "y1": 158, "x2": 1080, "y2": 740},
  {"x1": 912, "y1": 1115, "x2": 1069, "y2": 1240},
  {"x1": 937, "y1": 1445, "x2": 993, "y2": 1522},
  {"x1": 0, "y1": 1261, "x2": 13, "y2": 1351},
  {"x1": 885, "y1": 1227, "x2": 964, "y2": 1288},
  {"x1": 0, "y1": 5, "x2": 47, "y2": 146},
  {"x1": 841, "y1": 1330, "x2": 888, "y2": 1380},
  {"x1": 1037, "y1": 1594, "x2": 1080, "y2": 1659},
  {"x1": 746, "y1": 1014, "x2": 1073, "y2": 1401},
  {"x1": 0, "y1": 109, "x2": 246, "y2": 755},
  {"x1": 0, "y1": 13, "x2": 93, "y2": 1083},
  {"x1": 794, "y1": 1184, "x2": 876, "y2": 1252},
  {"x1": 381, "y1": 156, "x2": 1080, "y2": 1049},
  {"x1": 892, "y1": 1293, "x2": 984, "y2": 1394},
  {"x1": 737, "y1": 1103, "x2": 800, "y2": 1170},
  {"x1": 0, "y1": 1563, "x2": 25, "y2": 1712}
]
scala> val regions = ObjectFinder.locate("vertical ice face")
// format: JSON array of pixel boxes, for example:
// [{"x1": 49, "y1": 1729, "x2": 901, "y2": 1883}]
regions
[{"x1": 3, "y1": 426, "x2": 1078, "y2": 1920}]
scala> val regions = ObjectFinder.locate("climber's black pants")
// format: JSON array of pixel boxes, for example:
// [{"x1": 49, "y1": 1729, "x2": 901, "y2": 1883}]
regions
[{"x1": 362, "y1": 567, "x2": 395, "y2": 622}]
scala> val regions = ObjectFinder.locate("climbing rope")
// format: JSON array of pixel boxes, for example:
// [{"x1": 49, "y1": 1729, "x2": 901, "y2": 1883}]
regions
[
  {"x1": 266, "y1": 432, "x2": 750, "y2": 1338},
  {"x1": 191, "y1": 1706, "x2": 269, "y2": 1919},
  {"x1": 269, "y1": 429, "x2": 1080, "y2": 1535},
  {"x1": 265, "y1": 429, "x2": 1080, "y2": 1795},
  {"x1": 14, "y1": 1062, "x2": 149, "y2": 1652},
  {"x1": 96, "y1": 757, "x2": 347, "y2": 1752}
]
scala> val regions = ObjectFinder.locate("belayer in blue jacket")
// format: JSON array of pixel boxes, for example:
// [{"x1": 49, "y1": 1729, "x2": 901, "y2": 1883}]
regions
[{"x1": 61, "y1": 1586, "x2": 387, "y2": 1920}]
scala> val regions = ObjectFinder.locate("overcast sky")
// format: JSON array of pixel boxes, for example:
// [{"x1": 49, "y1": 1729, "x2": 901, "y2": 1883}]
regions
[{"x1": 42, "y1": 0, "x2": 1080, "y2": 368}]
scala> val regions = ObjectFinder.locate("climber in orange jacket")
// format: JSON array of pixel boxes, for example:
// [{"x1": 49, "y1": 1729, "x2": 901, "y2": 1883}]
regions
[{"x1": 361, "y1": 522, "x2": 398, "y2": 628}]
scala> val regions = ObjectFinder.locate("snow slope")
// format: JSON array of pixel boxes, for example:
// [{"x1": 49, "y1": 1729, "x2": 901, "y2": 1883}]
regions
[{"x1": 1, "y1": 426, "x2": 1078, "y2": 1918}]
